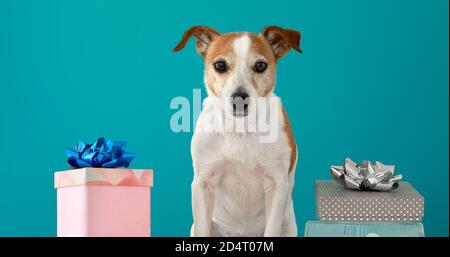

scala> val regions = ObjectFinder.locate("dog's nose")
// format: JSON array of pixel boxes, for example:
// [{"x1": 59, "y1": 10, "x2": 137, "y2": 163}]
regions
[
  {"x1": 231, "y1": 91, "x2": 249, "y2": 102},
  {"x1": 231, "y1": 88, "x2": 249, "y2": 116}
]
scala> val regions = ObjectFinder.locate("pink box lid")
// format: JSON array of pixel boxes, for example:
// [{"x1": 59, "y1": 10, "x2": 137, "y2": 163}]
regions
[{"x1": 54, "y1": 168, "x2": 153, "y2": 188}]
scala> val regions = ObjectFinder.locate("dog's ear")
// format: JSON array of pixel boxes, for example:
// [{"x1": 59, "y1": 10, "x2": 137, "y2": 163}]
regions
[
  {"x1": 173, "y1": 26, "x2": 221, "y2": 57},
  {"x1": 260, "y1": 26, "x2": 302, "y2": 59}
]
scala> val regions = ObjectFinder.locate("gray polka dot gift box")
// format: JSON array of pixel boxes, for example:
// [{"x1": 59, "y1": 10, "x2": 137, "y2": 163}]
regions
[{"x1": 315, "y1": 180, "x2": 424, "y2": 222}]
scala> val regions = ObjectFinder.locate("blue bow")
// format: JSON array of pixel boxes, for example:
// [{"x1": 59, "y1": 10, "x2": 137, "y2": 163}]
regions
[{"x1": 66, "y1": 137, "x2": 136, "y2": 168}]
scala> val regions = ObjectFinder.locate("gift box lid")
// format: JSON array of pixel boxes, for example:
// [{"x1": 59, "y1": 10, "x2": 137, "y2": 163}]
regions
[
  {"x1": 315, "y1": 180, "x2": 424, "y2": 221},
  {"x1": 54, "y1": 168, "x2": 153, "y2": 188},
  {"x1": 316, "y1": 180, "x2": 423, "y2": 198}
]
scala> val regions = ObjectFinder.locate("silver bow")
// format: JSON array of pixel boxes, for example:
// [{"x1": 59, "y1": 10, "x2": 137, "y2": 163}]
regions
[{"x1": 331, "y1": 158, "x2": 402, "y2": 191}]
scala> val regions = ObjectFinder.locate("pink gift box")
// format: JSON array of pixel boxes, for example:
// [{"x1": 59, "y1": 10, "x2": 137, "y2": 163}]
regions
[{"x1": 54, "y1": 168, "x2": 153, "y2": 237}]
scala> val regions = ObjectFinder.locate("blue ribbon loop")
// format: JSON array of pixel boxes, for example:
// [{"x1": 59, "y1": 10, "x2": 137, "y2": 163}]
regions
[{"x1": 66, "y1": 137, "x2": 136, "y2": 168}]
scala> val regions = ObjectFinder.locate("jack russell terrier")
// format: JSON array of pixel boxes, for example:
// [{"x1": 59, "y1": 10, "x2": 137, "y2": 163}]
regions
[{"x1": 173, "y1": 26, "x2": 302, "y2": 237}]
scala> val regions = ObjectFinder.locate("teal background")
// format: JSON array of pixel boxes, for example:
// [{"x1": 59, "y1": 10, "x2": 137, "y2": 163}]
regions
[{"x1": 0, "y1": 0, "x2": 448, "y2": 236}]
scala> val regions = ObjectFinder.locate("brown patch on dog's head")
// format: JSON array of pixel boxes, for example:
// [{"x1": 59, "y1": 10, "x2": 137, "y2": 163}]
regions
[
  {"x1": 204, "y1": 33, "x2": 242, "y2": 64},
  {"x1": 202, "y1": 32, "x2": 248, "y2": 97},
  {"x1": 173, "y1": 26, "x2": 302, "y2": 101},
  {"x1": 249, "y1": 33, "x2": 278, "y2": 96},
  {"x1": 200, "y1": 32, "x2": 280, "y2": 98}
]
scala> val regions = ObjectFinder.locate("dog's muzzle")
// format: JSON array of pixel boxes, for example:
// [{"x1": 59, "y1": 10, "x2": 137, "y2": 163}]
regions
[{"x1": 231, "y1": 88, "x2": 249, "y2": 117}]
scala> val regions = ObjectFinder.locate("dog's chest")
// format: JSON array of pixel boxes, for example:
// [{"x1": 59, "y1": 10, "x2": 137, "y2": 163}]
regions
[
  {"x1": 216, "y1": 161, "x2": 265, "y2": 214},
  {"x1": 215, "y1": 136, "x2": 269, "y2": 215},
  {"x1": 213, "y1": 151, "x2": 267, "y2": 232},
  {"x1": 221, "y1": 134, "x2": 271, "y2": 164}
]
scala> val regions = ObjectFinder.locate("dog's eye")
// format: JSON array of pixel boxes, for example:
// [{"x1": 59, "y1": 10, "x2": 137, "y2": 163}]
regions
[
  {"x1": 214, "y1": 60, "x2": 228, "y2": 73},
  {"x1": 254, "y1": 61, "x2": 267, "y2": 73}
]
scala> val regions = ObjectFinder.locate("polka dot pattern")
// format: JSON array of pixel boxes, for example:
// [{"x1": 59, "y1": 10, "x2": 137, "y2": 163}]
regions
[{"x1": 316, "y1": 180, "x2": 424, "y2": 222}]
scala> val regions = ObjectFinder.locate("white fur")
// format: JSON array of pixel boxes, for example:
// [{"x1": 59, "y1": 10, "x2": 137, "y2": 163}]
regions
[
  {"x1": 222, "y1": 35, "x2": 259, "y2": 116},
  {"x1": 190, "y1": 35, "x2": 297, "y2": 237}
]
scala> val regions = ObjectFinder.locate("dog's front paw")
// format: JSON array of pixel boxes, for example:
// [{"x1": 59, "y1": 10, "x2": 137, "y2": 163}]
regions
[
  {"x1": 191, "y1": 230, "x2": 211, "y2": 237},
  {"x1": 263, "y1": 228, "x2": 282, "y2": 237},
  {"x1": 190, "y1": 223, "x2": 211, "y2": 237}
]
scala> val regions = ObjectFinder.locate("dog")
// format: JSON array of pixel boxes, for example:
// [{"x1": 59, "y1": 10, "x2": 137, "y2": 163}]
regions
[{"x1": 173, "y1": 26, "x2": 302, "y2": 237}]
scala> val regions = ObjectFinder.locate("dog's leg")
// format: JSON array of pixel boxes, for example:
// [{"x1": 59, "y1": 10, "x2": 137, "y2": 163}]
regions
[
  {"x1": 282, "y1": 170, "x2": 298, "y2": 237},
  {"x1": 191, "y1": 173, "x2": 215, "y2": 237},
  {"x1": 263, "y1": 168, "x2": 289, "y2": 237},
  {"x1": 191, "y1": 158, "x2": 224, "y2": 237},
  {"x1": 282, "y1": 200, "x2": 298, "y2": 236}
]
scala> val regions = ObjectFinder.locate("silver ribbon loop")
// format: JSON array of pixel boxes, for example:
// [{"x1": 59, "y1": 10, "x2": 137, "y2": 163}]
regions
[{"x1": 331, "y1": 158, "x2": 402, "y2": 191}]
